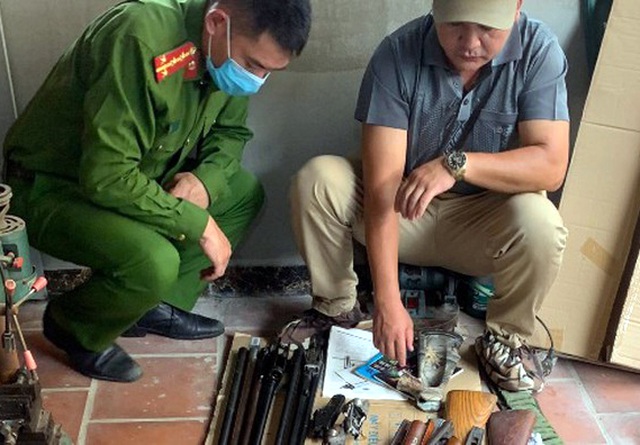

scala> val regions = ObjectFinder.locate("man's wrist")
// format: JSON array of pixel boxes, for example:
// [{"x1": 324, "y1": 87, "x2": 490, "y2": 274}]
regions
[{"x1": 443, "y1": 150, "x2": 467, "y2": 181}]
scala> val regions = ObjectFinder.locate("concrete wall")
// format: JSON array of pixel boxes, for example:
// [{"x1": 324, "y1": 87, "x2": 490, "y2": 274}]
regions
[{"x1": 0, "y1": 0, "x2": 590, "y2": 268}]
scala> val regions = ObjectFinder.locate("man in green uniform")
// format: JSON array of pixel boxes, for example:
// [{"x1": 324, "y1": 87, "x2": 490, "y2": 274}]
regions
[{"x1": 3, "y1": 0, "x2": 312, "y2": 382}]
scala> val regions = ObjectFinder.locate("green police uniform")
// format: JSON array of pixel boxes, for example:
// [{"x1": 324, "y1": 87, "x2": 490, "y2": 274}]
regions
[{"x1": 3, "y1": 0, "x2": 264, "y2": 351}]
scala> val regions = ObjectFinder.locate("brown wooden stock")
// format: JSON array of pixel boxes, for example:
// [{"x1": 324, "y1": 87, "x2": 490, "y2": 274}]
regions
[
  {"x1": 445, "y1": 390, "x2": 497, "y2": 441},
  {"x1": 390, "y1": 420, "x2": 411, "y2": 445},
  {"x1": 402, "y1": 420, "x2": 427, "y2": 445},
  {"x1": 487, "y1": 409, "x2": 536, "y2": 445},
  {"x1": 420, "y1": 419, "x2": 436, "y2": 445}
]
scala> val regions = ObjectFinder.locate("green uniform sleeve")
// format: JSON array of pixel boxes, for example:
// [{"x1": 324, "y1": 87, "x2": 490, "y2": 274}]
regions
[
  {"x1": 79, "y1": 33, "x2": 209, "y2": 243},
  {"x1": 191, "y1": 97, "x2": 253, "y2": 206}
]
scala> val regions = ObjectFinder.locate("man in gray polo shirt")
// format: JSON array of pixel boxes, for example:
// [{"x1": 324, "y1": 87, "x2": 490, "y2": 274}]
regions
[{"x1": 283, "y1": 0, "x2": 569, "y2": 392}]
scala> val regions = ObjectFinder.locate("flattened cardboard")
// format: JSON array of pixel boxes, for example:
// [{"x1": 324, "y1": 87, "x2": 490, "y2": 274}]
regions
[
  {"x1": 532, "y1": 0, "x2": 640, "y2": 369},
  {"x1": 610, "y1": 229, "x2": 640, "y2": 369},
  {"x1": 206, "y1": 332, "x2": 481, "y2": 444}
]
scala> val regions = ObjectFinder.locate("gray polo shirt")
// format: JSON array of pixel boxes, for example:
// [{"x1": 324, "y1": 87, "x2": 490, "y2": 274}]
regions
[{"x1": 355, "y1": 12, "x2": 569, "y2": 194}]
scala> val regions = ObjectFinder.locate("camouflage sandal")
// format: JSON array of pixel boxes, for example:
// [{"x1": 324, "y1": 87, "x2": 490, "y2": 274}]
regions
[{"x1": 475, "y1": 317, "x2": 556, "y2": 393}]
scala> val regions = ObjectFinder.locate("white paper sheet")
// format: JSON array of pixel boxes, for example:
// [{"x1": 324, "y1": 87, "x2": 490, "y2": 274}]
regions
[{"x1": 322, "y1": 326, "x2": 407, "y2": 400}]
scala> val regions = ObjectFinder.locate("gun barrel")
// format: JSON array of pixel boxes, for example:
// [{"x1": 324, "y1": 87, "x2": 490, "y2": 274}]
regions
[
  {"x1": 248, "y1": 345, "x2": 287, "y2": 445},
  {"x1": 274, "y1": 347, "x2": 304, "y2": 445},
  {"x1": 218, "y1": 347, "x2": 249, "y2": 445},
  {"x1": 229, "y1": 338, "x2": 260, "y2": 445}
]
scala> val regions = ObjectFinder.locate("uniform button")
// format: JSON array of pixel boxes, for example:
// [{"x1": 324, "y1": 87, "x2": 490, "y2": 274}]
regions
[
  {"x1": 186, "y1": 138, "x2": 191, "y2": 145},
  {"x1": 158, "y1": 144, "x2": 164, "y2": 150},
  {"x1": 463, "y1": 99, "x2": 469, "y2": 105},
  {"x1": 177, "y1": 234, "x2": 186, "y2": 241}
]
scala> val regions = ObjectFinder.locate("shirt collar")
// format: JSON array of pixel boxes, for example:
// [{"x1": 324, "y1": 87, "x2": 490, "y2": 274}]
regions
[
  {"x1": 492, "y1": 17, "x2": 523, "y2": 66},
  {"x1": 422, "y1": 13, "x2": 524, "y2": 69}
]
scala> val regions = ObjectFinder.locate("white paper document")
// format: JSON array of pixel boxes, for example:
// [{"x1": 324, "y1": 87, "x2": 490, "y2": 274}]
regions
[{"x1": 322, "y1": 326, "x2": 407, "y2": 400}]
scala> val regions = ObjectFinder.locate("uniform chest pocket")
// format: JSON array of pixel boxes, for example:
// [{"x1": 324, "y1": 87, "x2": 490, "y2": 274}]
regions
[
  {"x1": 473, "y1": 110, "x2": 518, "y2": 152},
  {"x1": 139, "y1": 130, "x2": 182, "y2": 177}
]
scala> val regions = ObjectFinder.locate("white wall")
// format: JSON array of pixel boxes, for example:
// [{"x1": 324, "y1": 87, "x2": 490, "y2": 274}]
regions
[{"x1": 0, "y1": 0, "x2": 590, "y2": 268}]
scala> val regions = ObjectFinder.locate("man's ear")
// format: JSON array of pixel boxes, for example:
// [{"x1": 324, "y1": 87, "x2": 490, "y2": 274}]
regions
[
  {"x1": 515, "y1": 0, "x2": 524, "y2": 20},
  {"x1": 204, "y1": 8, "x2": 227, "y2": 36}
]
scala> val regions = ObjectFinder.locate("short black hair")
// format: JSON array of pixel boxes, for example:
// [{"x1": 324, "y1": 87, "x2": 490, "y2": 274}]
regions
[{"x1": 212, "y1": 0, "x2": 312, "y2": 56}]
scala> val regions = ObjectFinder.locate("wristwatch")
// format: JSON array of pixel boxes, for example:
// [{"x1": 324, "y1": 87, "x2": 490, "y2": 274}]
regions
[{"x1": 443, "y1": 150, "x2": 467, "y2": 181}]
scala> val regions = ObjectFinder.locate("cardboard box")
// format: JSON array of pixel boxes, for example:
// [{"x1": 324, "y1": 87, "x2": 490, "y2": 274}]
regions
[
  {"x1": 206, "y1": 332, "x2": 481, "y2": 444},
  {"x1": 532, "y1": 0, "x2": 640, "y2": 369}
]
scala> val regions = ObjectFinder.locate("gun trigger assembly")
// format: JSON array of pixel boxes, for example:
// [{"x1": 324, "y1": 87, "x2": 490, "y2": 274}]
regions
[{"x1": 310, "y1": 394, "x2": 346, "y2": 439}]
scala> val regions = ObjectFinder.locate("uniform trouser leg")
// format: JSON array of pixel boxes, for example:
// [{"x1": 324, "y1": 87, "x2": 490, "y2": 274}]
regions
[
  {"x1": 165, "y1": 169, "x2": 264, "y2": 311},
  {"x1": 290, "y1": 155, "x2": 568, "y2": 346},
  {"x1": 8, "y1": 170, "x2": 263, "y2": 352}
]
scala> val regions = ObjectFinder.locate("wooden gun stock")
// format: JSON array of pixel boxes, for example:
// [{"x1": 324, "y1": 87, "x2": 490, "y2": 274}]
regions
[
  {"x1": 445, "y1": 390, "x2": 497, "y2": 441},
  {"x1": 402, "y1": 420, "x2": 427, "y2": 445},
  {"x1": 487, "y1": 409, "x2": 536, "y2": 445}
]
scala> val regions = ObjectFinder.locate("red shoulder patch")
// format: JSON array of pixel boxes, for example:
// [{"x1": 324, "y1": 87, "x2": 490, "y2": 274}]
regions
[{"x1": 153, "y1": 41, "x2": 199, "y2": 83}]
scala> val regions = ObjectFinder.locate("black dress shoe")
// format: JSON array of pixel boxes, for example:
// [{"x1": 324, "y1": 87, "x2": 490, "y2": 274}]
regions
[
  {"x1": 43, "y1": 305, "x2": 142, "y2": 383},
  {"x1": 122, "y1": 303, "x2": 225, "y2": 340}
]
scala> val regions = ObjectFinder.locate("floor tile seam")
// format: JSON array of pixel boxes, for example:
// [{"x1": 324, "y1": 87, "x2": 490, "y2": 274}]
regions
[
  {"x1": 568, "y1": 365, "x2": 615, "y2": 444},
  {"x1": 88, "y1": 417, "x2": 209, "y2": 424},
  {"x1": 546, "y1": 377, "x2": 576, "y2": 383},
  {"x1": 596, "y1": 411, "x2": 640, "y2": 418},
  {"x1": 77, "y1": 379, "x2": 98, "y2": 445},
  {"x1": 42, "y1": 387, "x2": 90, "y2": 393}
]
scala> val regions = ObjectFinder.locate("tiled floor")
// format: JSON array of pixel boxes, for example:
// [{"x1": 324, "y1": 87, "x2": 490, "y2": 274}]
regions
[{"x1": 9, "y1": 295, "x2": 640, "y2": 444}]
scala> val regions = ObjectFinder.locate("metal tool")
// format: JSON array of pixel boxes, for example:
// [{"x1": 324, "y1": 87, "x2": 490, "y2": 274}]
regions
[
  {"x1": 309, "y1": 394, "x2": 346, "y2": 439},
  {"x1": 342, "y1": 398, "x2": 368, "y2": 439}
]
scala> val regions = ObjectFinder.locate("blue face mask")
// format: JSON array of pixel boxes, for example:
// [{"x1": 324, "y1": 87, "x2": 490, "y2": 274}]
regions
[{"x1": 206, "y1": 14, "x2": 269, "y2": 96}]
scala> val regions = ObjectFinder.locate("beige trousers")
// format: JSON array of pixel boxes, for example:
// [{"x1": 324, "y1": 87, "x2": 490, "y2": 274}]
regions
[{"x1": 290, "y1": 155, "x2": 568, "y2": 347}]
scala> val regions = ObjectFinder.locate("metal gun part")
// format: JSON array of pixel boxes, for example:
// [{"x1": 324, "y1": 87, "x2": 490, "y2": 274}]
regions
[
  {"x1": 218, "y1": 347, "x2": 248, "y2": 445},
  {"x1": 342, "y1": 398, "x2": 369, "y2": 439},
  {"x1": 464, "y1": 427, "x2": 484, "y2": 445},
  {"x1": 309, "y1": 394, "x2": 346, "y2": 439},
  {"x1": 426, "y1": 420, "x2": 454, "y2": 445},
  {"x1": 248, "y1": 342, "x2": 288, "y2": 445},
  {"x1": 229, "y1": 337, "x2": 260, "y2": 445},
  {"x1": 325, "y1": 426, "x2": 347, "y2": 445},
  {"x1": 390, "y1": 419, "x2": 410, "y2": 445},
  {"x1": 290, "y1": 335, "x2": 326, "y2": 445},
  {"x1": 274, "y1": 346, "x2": 304, "y2": 445}
]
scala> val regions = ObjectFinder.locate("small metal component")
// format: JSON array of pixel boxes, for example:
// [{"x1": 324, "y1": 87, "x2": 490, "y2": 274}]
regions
[
  {"x1": 342, "y1": 398, "x2": 369, "y2": 439},
  {"x1": 464, "y1": 426, "x2": 484, "y2": 445},
  {"x1": 325, "y1": 426, "x2": 347, "y2": 445},
  {"x1": 426, "y1": 420, "x2": 454, "y2": 445},
  {"x1": 310, "y1": 394, "x2": 346, "y2": 439},
  {"x1": 0, "y1": 421, "x2": 19, "y2": 445}
]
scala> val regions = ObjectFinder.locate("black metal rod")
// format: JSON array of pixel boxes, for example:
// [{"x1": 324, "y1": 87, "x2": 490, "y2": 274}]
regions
[
  {"x1": 238, "y1": 347, "x2": 267, "y2": 445},
  {"x1": 218, "y1": 347, "x2": 249, "y2": 445},
  {"x1": 229, "y1": 338, "x2": 260, "y2": 445},
  {"x1": 274, "y1": 347, "x2": 304, "y2": 445}
]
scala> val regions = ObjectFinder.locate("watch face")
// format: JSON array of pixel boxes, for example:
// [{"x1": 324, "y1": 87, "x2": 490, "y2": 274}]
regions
[{"x1": 448, "y1": 151, "x2": 466, "y2": 170}]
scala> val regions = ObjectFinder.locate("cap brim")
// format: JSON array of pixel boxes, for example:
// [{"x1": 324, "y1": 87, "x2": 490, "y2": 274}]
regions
[{"x1": 433, "y1": 0, "x2": 518, "y2": 30}]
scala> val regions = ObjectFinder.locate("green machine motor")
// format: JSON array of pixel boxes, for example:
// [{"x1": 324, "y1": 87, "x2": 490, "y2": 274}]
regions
[{"x1": 0, "y1": 183, "x2": 39, "y2": 305}]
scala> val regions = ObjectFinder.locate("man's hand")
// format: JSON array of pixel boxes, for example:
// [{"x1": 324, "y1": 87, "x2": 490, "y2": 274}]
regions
[
  {"x1": 199, "y1": 216, "x2": 232, "y2": 281},
  {"x1": 165, "y1": 172, "x2": 210, "y2": 209},
  {"x1": 373, "y1": 296, "x2": 414, "y2": 367},
  {"x1": 395, "y1": 157, "x2": 455, "y2": 220}
]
